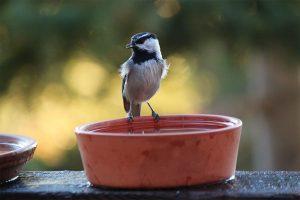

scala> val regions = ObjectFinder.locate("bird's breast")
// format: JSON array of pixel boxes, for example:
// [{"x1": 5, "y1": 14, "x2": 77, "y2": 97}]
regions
[{"x1": 125, "y1": 60, "x2": 163, "y2": 102}]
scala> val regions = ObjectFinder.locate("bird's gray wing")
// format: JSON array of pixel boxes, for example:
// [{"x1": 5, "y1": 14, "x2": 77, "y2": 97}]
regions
[
  {"x1": 122, "y1": 74, "x2": 130, "y2": 113},
  {"x1": 122, "y1": 73, "x2": 141, "y2": 117}
]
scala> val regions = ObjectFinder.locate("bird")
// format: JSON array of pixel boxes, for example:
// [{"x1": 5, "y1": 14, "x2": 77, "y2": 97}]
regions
[{"x1": 120, "y1": 32, "x2": 169, "y2": 122}]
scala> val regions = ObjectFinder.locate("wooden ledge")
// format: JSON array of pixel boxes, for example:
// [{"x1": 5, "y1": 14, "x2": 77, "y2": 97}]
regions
[{"x1": 1, "y1": 171, "x2": 300, "y2": 199}]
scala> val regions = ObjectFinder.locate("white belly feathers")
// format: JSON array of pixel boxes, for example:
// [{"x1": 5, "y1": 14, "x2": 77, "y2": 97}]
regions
[{"x1": 121, "y1": 59, "x2": 168, "y2": 103}]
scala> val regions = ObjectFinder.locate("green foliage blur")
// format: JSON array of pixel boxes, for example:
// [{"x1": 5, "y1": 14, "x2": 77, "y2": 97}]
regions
[{"x1": 0, "y1": 0, "x2": 299, "y2": 170}]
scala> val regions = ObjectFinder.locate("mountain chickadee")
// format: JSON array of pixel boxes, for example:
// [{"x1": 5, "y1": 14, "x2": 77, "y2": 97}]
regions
[{"x1": 120, "y1": 32, "x2": 169, "y2": 121}]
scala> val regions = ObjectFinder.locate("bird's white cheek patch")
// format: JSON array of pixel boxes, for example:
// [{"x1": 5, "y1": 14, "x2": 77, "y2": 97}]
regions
[{"x1": 143, "y1": 39, "x2": 162, "y2": 59}]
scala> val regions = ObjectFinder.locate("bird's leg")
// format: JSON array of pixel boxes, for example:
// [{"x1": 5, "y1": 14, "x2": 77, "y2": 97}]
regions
[
  {"x1": 127, "y1": 102, "x2": 134, "y2": 122},
  {"x1": 147, "y1": 102, "x2": 160, "y2": 121}
]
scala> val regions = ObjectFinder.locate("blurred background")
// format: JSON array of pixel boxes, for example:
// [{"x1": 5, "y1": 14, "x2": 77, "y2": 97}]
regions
[{"x1": 0, "y1": 0, "x2": 299, "y2": 170}]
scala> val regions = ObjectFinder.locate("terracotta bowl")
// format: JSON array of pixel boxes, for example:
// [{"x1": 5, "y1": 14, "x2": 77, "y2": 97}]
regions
[
  {"x1": 75, "y1": 114, "x2": 242, "y2": 188},
  {"x1": 0, "y1": 134, "x2": 37, "y2": 183}
]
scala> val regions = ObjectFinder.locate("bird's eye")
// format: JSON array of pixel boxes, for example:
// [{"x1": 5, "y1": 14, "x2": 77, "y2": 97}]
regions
[{"x1": 135, "y1": 39, "x2": 144, "y2": 44}]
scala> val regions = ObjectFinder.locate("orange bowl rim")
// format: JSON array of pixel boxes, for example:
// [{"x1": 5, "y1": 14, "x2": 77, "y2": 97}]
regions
[{"x1": 75, "y1": 114, "x2": 242, "y2": 137}]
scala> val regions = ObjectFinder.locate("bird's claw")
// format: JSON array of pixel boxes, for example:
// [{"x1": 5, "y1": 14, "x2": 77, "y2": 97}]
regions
[
  {"x1": 127, "y1": 113, "x2": 134, "y2": 122},
  {"x1": 152, "y1": 112, "x2": 160, "y2": 122}
]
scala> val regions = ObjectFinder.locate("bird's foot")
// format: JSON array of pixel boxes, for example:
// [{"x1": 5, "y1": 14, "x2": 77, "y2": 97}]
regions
[
  {"x1": 127, "y1": 113, "x2": 134, "y2": 122},
  {"x1": 147, "y1": 102, "x2": 160, "y2": 122},
  {"x1": 127, "y1": 116, "x2": 134, "y2": 122},
  {"x1": 152, "y1": 112, "x2": 160, "y2": 122}
]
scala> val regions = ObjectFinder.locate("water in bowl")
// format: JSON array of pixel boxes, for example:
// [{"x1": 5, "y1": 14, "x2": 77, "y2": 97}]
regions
[{"x1": 91, "y1": 120, "x2": 233, "y2": 135}]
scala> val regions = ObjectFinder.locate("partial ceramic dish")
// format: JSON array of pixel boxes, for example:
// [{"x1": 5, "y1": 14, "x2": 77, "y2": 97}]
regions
[
  {"x1": 0, "y1": 134, "x2": 37, "y2": 183},
  {"x1": 75, "y1": 114, "x2": 242, "y2": 189}
]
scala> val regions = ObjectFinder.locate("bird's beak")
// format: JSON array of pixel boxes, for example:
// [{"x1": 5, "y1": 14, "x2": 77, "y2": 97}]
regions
[{"x1": 126, "y1": 42, "x2": 134, "y2": 49}]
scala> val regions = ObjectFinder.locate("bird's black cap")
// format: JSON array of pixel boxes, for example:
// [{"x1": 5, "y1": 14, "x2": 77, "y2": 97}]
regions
[{"x1": 131, "y1": 32, "x2": 157, "y2": 42}]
